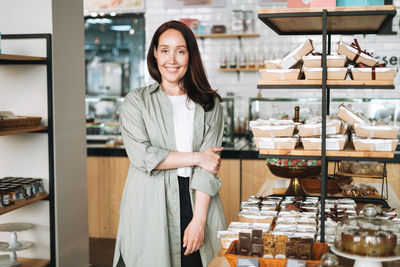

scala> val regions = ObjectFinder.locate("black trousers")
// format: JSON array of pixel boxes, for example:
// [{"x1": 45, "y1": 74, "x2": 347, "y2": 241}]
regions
[{"x1": 178, "y1": 176, "x2": 203, "y2": 267}]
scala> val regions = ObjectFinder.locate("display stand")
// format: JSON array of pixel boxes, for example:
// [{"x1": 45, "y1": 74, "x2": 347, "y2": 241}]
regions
[
  {"x1": 0, "y1": 34, "x2": 55, "y2": 266},
  {"x1": 257, "y1": 5, "x2": 398, "y2": 242},
  {"x1": 330, "y1": 246, "x2": 400, "y2": 267},
  {"x1": 0, "y1": 223, "x2": 34, "y2": 267}
]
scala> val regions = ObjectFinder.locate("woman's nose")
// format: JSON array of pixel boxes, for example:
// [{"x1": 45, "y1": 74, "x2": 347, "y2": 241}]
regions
[{"x1": 168, "y1": 53, "x2": 176, "y2": 64}]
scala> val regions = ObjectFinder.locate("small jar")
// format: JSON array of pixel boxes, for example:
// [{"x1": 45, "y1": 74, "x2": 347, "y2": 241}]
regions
[
  {"x1": 11, "y1": 184, "x2": 25, "y2": 200},
  {"x1": 0, "y1": 187, "x2": 13, "y2": 206},
  {"x1": 21, "y1": 182, "x2": 33, "y2": 198},
  {"x1": 5, "y1": 185, "x2": 17, "y2": 204},
  {"x1": 34, "y1": 178, "x2": 45, "y2": 194},
  {"x1": 26, "y1": 179, "x2": 41, "y2": 195}
]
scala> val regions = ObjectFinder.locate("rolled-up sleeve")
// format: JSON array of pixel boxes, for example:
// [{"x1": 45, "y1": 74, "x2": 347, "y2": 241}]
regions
[
  {"x1": 120, "y1": 90, "x2": 169, "y2": 175},
  {"x1": 190, "y1": 98, "x2": 224, "y2": 197}
]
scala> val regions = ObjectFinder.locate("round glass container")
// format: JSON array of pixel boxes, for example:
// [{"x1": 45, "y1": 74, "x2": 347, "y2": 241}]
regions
[{"x1": 334, "y1": 204, "x2": 400, "y2": 257}]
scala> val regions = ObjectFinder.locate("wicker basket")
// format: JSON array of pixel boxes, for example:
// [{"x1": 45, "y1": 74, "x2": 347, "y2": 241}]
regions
[
  {"x1": 0, "y1": 116, "x2": 42, "y2": 129},
  {"x1": 225, "y1": 240, "x2": 329, "y2": 267}
]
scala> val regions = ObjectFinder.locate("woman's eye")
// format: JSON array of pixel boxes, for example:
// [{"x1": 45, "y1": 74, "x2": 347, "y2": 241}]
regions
[
  {"x1": 161, "y1": 50, "x2": 168, "y2": 54},
  {"x1": 178, "y1": 50, "x2": 185, "y2": 54}
]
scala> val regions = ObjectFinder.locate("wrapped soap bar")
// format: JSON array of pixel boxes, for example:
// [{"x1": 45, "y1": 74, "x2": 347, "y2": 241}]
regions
[
  {"x1": 279, "y1": 39, "x2": 314, "y2": 69},
  {"x1": 251, "y1": 243, "x2": 264, "y2": 257},
  {"x1": 351, "y1": 67, "x2": 397, "y2": 81},
  {"x1": 252, "y1": 229, "x2": 263, "y2": 244},
  {"x1": 286, "y1": 237, "x2": 300, "y2": 259},
  {"x1": 302, "y1": 54, "x2": 347, "y2": 68},
  {"x1": 238, "y1": 232, "x2": 251, "y2": 256},
  {"x1": 337, "y1": 39, "x2": 381, "y2": 67},
  {"x1": 274, "y1": 235, "x2": 288, "y2": 259},
  {"x1": 354, "y1": 123, "x2": 400, "y2": 139},
  {"x1": 298, "y1": 238, "x2": 313, "y2": 260},
  {"x1": 352, "y1": 134, "x2": 398, "y2": 152},
  {"x1": 217, "y1": 231, "x2": 238, "y2": 249},
  {"x1": 298, "y1": 119, "x2": 342, "y2": 137},
  {"x1": 337, "y1": 104, "x2": 370, "y2": 127}
]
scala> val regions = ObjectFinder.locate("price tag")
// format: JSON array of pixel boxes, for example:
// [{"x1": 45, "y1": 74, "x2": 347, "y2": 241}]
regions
[
  {"x1": 286, "y1": 258, "x2": 307, "y2": 267},
  {"x1": 237, "y1": 257, "x2": 259, "y2": 267}
]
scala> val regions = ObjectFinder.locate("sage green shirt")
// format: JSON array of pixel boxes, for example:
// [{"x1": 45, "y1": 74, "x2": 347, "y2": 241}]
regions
[{"x1": 113, "y1": 82, "x2": 227, "y2": 267}]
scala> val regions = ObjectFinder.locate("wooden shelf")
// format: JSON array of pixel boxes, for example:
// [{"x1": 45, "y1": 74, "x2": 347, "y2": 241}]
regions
[
  {"x1": 219, "y1": 67, "x2": 261, "y2": 72},
  {"x1": 0, "y1": 54, "x2": 47, "y2": 62},
  {"x1": 0, "y1": 126, "x2": 48, "y2": 136},
  {"x1": 335, "y1": 172, "x2": 383, "y2": 179},
  {"x1": 19, "y1": 258, "x2": 50, "y2": 267},
  {"x1": 0, "y1": 193, "x2": 49, "y2": 215},
  {"x1": 257, "y1": 79, "x2": 394, "y2": 89},
  {"x1": 195, "y1": 33, "x2": 260, "y2": 38},
  {"x1": 258, "y1": 5, "x2": 397, "y2": 35},
  {"x1": 259, "y1": 146, "x2": 395, "y2": 159}
]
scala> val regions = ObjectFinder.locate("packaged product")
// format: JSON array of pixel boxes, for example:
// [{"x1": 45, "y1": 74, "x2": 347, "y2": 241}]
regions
[
  {"x1": 259, "y1": 68, "x2": 300, "y2": 80},
  {"x1": 351, "y1": 67, "x2": 397, "y2": 81},
  {"x1": 298, "y1": 119, "x2": 342, "y2": 137},
  {"x1": 354, "y1": 123, "x2": 400, "y2": 139},
  {"x1": 352, "y1": 134, "x2": 398, "y2": 152},
  {"x1": 302, "y1": 54, "x2": 347, "y2": 68},
  {"x1": 303, "y1": 67, "x2": 347, "y2": 80},
  {"x1": 337, "y1": 104, "x2": 370, "y2": 126},
  {"x1": 337, "y1": 39, "x2": 382, "y2": 67},
  {"x1": 278, "y1": 39, "x2": 314, "y2": 69}
]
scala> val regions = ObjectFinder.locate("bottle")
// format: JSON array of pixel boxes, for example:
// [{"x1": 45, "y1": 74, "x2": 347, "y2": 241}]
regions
[
  {"x1": 219, "y1": 48, "x2": 227, "y2": 68},
  {"x1": 293, "y1": 106, "x2": 300, "y2": 122},
  {"x1": 228, "y1": 47, "x2": 237, "y2": 68}
]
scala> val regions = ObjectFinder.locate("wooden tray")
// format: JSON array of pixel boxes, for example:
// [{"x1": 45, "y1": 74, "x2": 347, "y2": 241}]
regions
[
  {"x1": 225, "y1": 240, "x2": 328, "y2": 267},
  {"x1": 0, "y1": 116, "x2": 41, "y2": 129}
]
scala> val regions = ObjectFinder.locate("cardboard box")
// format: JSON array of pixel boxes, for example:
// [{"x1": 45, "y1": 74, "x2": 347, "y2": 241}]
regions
[
  {"x1": 287, "y1": 0, "x2": 336, "y2": 8},
  {"x1": 337, "y1": 105, "x2": 370, "y2": 127},
  {"x1": 302, "y1": 135, "x2": 347, "y2": 151},
  {"x1": 279, "y1": 39, "x2": 314, "y2": 69},
  {"x1": 302, "y1": 55, "x2": 346, "y2": 68},
  {"x1": 264, "y1": 59, "x2": 282, "y2": 69},
  {"x1": 337, "y1": 0, "x2": 383, "y2": 6},
  {"x1": 352, "y1": 136, "x2": 398, "y2": 152},
  {"x1": 351, "y1": 67, "x2": 397, "y2": 81},
  {"x1": 337, "y1": 41, "x2": 380, "y2": 67},
  {"x1": 259, "y1": 69, "x2": 300, "y2": 81},
  {"x1": 254, "y1": 137, "x2": 298, "y2": 150},
  {"x1": 251, "y1": 124, "x2": 295, "y2": 138},
  {"x1": 298, "y1": 120, "x2": 342, "y2": 137},
  {"x1": 304, "y1": 67, "x2": 347, "y2": 80},
  {"x1": 354, "y1": 123, "x2": 400, "y2": 139}
]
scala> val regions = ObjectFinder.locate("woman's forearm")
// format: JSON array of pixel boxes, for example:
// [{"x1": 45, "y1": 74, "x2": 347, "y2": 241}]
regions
[
  {"x1": 192, "y1": 190, "x2": 211, "y2": 225},
  {"x1": 155, "y1": 152, "x2": 199, "y2": 170}
]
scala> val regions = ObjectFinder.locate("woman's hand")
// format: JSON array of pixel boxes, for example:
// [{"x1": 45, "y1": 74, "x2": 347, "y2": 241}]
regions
[
  {"x1": 183, "y1": 218, "x2": 205, "y2": 256},
  {"x1": 194, "y1": 147, "x2": 223, "y2": 174}
]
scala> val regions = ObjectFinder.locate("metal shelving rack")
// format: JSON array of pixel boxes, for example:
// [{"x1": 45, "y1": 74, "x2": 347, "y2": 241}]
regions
[
  {"x1": 257, "y1": 5, "x2": 397, "y2": 242},
  {"x1": 0, "y1": 34, "x2": 55, "y2": 266}
]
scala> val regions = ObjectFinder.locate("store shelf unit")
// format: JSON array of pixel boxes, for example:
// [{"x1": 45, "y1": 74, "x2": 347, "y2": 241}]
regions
[
  {"x1": 0, "y1": 34, "x2": 55, "y2": 266},
  {"x1": 257, "y1": 6, "x2": 398, "y2": 242}
]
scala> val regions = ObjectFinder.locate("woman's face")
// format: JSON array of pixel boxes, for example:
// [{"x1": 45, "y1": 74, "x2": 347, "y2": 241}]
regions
[{"x1": 154, "y1": 29, "x2": 189, "y2": 87}]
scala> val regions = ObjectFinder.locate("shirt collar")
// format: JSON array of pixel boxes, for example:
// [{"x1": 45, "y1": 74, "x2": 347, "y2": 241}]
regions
[{"x1": 149, "y1": 82, "x2": 161, "y2": 94}]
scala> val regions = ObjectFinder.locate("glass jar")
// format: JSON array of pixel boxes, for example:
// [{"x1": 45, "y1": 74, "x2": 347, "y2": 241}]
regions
[
  {"x1": 243, "y1": 10, "x2": 254, "y2": 33},
  {"x1": 21, "y1": 182, "x2": 33, "y2": 198},
  {"x1": 334, "y1": 204, "x2": 400, "y2": 256},
  {"x1": 0, "y1": 187, "x2": 13, "y2": 206},
  {"x1": 231, "y1": 10, "x2": 244, "y2": 33}
]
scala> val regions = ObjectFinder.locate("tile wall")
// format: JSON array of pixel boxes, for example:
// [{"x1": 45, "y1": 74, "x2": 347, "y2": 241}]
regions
[{"x1": 144, "y1": 0, "x2": 400, "y2": 117}]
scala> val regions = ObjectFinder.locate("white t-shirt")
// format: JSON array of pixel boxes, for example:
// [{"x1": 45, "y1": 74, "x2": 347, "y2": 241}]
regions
[{"x1": 167, "y1": 94, "x2": 195, "y2": 177}]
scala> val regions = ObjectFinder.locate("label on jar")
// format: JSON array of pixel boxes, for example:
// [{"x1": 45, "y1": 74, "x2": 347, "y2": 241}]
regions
[
  {"x1": 25, "y1": 186, "x2": 32, "y2": 196},
  {"x1": 3, "y1": 194, "x2": 11, "y2": 206},
  {"x1": 12, "y1": 192, "x2": 18, "y2": 201}
]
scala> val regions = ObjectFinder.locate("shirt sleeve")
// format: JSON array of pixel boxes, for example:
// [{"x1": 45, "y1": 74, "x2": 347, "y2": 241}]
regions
[
  {"x1": 190, "y1": 98, "x2": 225, "y2": 197},
  {"x1": 120, "y1": 90, "x2": 169, "y2": 175}
]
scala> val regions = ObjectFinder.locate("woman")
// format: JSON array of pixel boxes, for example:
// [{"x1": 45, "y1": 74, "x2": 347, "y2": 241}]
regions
[{"x1": 113, "y1": 20, "x2": 227, "y2": 267}]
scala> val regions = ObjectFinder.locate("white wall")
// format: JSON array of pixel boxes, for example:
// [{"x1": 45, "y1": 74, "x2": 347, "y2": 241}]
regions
[
  {"x1": 144, "y1": 0, "x2": 400, "y2": 117},
  {"x1": 0, "y1": 0, "x2": 89, "y2": 266}
]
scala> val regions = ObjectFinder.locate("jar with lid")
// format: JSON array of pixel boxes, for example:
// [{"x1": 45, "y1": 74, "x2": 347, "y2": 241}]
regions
[
  {"x1": 246, "y1": 48, "x2": 256, "y2": 69},
  {"x1": 243, "y1": 10, "x2": 254, "y2": 33},
  {"x1": 219, "y1": 48, "x2": 228, "y2": 69},
  {"x1": 334, "y1": 204, "x2": 400, "y2": 257},
  {"x1": 10, "y1": 184, "x2": 24, "y2": 201},
  {"x1": 0, "y1": 187, "x2": 12, "y2": 206},
  {"x1": 228, "y1": 48, "x2": 237, "y2": 68},
  {"x1": 231, "y1": 10, "x2": 244, "y2": 33},
  {"x1": 21, "y1": 182, "x2": 33, "y2": 198}
]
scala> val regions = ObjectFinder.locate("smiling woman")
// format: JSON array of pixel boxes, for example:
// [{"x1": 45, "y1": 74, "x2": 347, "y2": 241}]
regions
[{"x1": 113, "y1": 20, "x2": 226, "y2": 267}]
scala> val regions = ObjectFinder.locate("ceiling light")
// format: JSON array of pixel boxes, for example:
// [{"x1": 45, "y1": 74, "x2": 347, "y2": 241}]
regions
[{"x1": 110, "y1": 25, "x2": 132, "y2": 31}]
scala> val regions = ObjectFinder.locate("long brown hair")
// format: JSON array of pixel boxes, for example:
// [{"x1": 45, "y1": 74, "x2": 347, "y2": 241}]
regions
[{"x1": 147, "y1": 20, "x2": 221, "y2": 112}]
